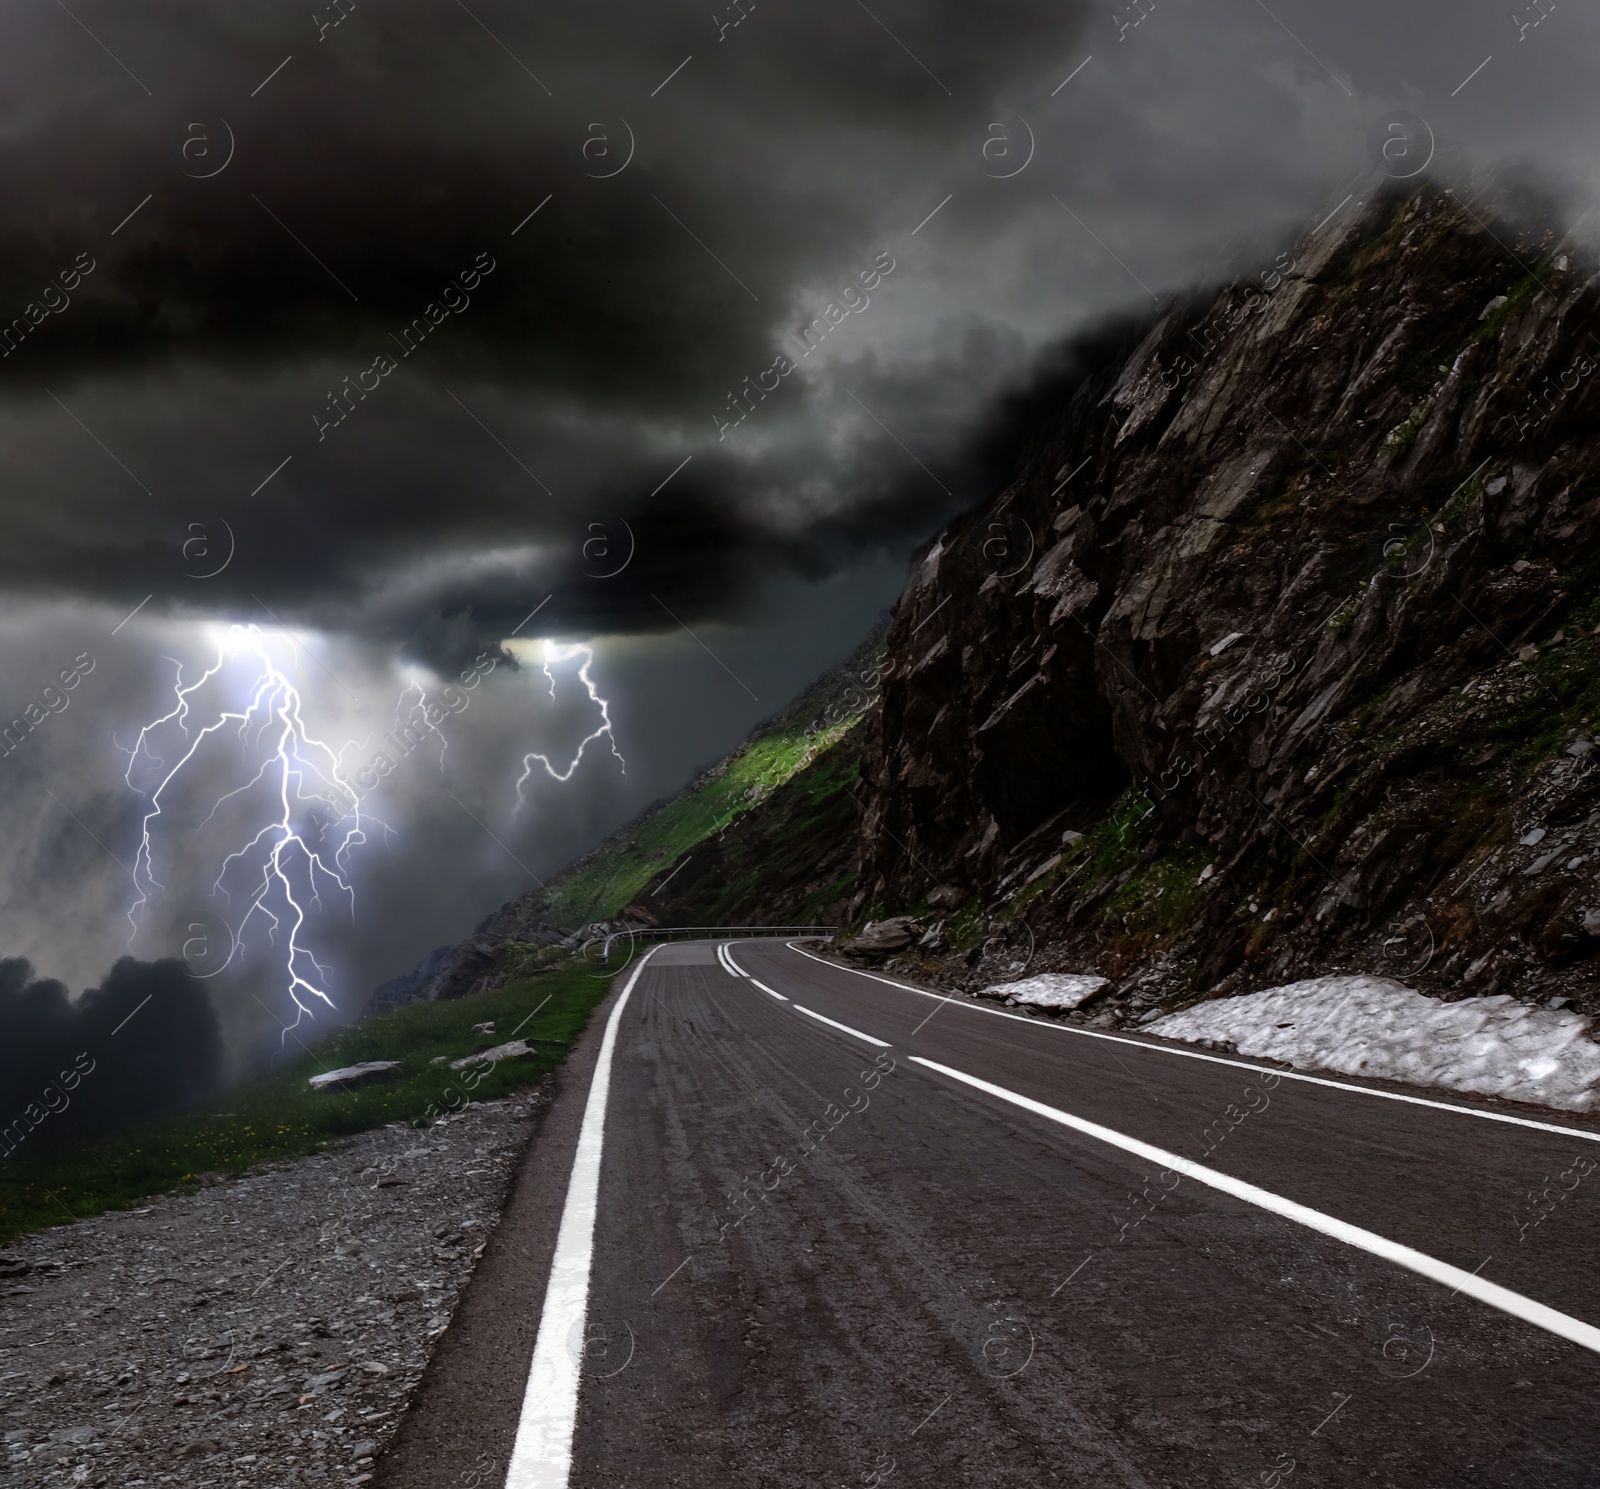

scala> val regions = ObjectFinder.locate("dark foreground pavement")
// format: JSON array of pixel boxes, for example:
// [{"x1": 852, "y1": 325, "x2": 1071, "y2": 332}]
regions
[{"x1": 377, "y1": 939, "x2": 1600, "y2": 1489}]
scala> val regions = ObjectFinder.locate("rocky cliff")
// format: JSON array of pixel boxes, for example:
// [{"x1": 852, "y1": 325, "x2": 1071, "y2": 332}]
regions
[
  {"x1": 848, "y1": 179, "x2": 1600, "y2": 1024},
  {"x1": 458, "y1": 179, "x2": 1600, "y2": 1035}
]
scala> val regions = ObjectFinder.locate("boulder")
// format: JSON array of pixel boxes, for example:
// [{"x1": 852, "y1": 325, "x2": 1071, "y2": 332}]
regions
[{"x1": 840, "y1": 916, "x2": 919, "y2": 958}]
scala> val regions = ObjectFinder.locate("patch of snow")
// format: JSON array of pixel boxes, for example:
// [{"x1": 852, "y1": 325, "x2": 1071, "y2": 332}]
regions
[
  {"x1": 979, "y1": 972, "x2": 1109, "y2": 1010},
  {"x1": 1147, "y1": 975, "x2": 1600, "y2": 1112}
]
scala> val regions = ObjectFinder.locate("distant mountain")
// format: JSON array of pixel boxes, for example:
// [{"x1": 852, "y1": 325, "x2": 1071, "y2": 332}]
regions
[{"x1": 362, "y1": 943, "x2": 455, "y2": 1016}]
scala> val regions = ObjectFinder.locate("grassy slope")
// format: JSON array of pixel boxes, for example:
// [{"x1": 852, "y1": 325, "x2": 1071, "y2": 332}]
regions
[
  {"x1": 534, "y1": 717, "x2": 860, "y2": 925},
  {"x1": 528, "y1": 633, "x2": 884, "y2": 927},
  {"x1": 0, "y1": 952, "x2": 629, "y2": 1245},
  {"x1": 640, "y1": 726, "x2": 867, "y2": 926}
]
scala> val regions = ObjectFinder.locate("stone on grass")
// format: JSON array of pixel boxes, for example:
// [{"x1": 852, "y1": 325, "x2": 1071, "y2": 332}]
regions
[
  {"x1": 309, "y1": 1062, "x2": 402, "y2": 1092},
  {"x1": 449, "y1": 1039, "x2": 535, "y2": 1070}
]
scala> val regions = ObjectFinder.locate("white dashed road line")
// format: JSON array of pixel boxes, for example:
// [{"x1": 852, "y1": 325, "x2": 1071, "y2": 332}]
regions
[{"x1": 793, "y1": 1004, "x2": 891, "y2": 1048}]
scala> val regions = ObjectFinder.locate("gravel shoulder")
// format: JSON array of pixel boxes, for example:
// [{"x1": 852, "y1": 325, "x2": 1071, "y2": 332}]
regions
[{"x1": 0, "y1": 1084, "x2": 551, "y2": 1489}]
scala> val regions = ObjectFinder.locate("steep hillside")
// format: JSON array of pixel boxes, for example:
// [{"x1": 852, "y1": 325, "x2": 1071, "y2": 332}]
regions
[
  {"x1": 846, "y1": 181, "x2": 1600, "y2": 1023},
  {"x1": 634, "y1": 722, "x2": 867, "y2": 927}
]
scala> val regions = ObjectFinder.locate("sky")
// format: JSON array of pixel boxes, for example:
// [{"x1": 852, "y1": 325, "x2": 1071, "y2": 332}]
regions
[{"x1": 0, "y1": 0, "x2": 1596, "y2": 1079}]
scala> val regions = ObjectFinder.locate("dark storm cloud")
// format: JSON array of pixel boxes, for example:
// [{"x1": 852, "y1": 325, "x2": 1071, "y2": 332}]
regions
[
  {"x1": 0, "y1": 956, "x2": 223, "y2": 1145},
  {"x1": 7, "y1": 0, "x2": 1593, "y2": 647},
  {"x1": 0, "y1": 0, "x2": 1105, "y2": 641},
  {"x1": 0, "y1": 0, "x2": 1076, "y2": 392}
]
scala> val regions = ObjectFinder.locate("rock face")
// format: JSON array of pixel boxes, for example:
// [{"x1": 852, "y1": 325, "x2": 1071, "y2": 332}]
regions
[
  {"x1": 445, "y1": 182, "x2": 1600, "y2": 1031},
  {"x1": 847, "y1": 182, "x2": 1600, "y2": 1018}
]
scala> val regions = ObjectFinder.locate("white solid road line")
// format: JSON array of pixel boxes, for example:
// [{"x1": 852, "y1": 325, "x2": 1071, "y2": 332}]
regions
[
  {"x1": 910, "y1": 1054, "x2": 1600, "y2": 1358},
  {"x1": 504, "y1": 945, "x2": 661, "y2": 1489},
  {"x1": 749, "y1": 978, "x2": 788, "y2": 1001},
  {"x1": 717, "y1": 942, "x2": 749, "y2": 978},
  {"x1": 784, "y1": 942, "x2": 1600, "y2": 1146},
  {"x1": 793, "y1": 1003, "x2": 891, "y2": 1047}
]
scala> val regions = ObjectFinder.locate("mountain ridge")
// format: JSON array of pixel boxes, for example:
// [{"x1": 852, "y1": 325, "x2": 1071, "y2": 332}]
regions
[{"x1": 408, "y1": 177, "x2": 1600, "y2": 1038}]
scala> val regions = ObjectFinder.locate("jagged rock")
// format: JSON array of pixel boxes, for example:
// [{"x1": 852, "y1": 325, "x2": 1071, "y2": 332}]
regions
[
  {"x1": 562, "y1": 920, "x2": 630, "y2": 948},
  {"x1": 620, "y1": 902, "x2": 660, "y2": 927},
  {"x1": 308, "y1": 1061, "x2": 402, "y2": 1092},
  {"x1": 845, "y1": 183, "x2": 1600, "y2": 1017},
  {"x1": 432, "y1": 939, "x2": 504, "y2": 1002}
]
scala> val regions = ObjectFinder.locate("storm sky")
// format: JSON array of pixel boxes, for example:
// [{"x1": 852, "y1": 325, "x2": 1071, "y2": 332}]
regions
[{"x1": 0, "y1": 0, "x2": 1595, "y2": 1072}]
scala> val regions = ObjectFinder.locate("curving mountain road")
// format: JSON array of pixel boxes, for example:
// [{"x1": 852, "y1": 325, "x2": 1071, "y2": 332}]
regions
[{"x1": 375, "y1": 940, "x2": 1600, "y2": 1489}]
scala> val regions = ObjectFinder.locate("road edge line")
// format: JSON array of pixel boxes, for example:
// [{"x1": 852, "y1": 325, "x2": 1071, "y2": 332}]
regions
[
  {"x1": 909, "y1": 1054, "x2": 1600, "y2": 1357},
  {"x1": 503, "y1": 944, "x2": 661, "y2": 1489}
]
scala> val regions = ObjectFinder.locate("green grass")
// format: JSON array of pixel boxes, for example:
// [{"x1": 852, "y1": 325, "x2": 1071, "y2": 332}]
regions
[
  {"x1": 1469, "y1": 271, "x2": 1541, "y2": 347},
  {"x1": 0, "y1": 951, "x2": 631, "y2": 1244},
  {"x1": 1101, "y1": 845, "x2": 1212, "y2": 936},
  {"x1": 1074, "y1": 790, "x2": 1159, "y2": 887},
  {"x1": 535, "y1": 714, "x2": 865, "y2": 925}
]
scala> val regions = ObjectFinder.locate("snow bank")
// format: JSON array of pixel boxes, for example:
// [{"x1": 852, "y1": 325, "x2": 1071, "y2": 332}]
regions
[
  {"x1": 1147, "y1": 975, "x2": 1600, "y2": 1112},
  {"x1": 980, "y1": 972, "x2": 1110, "y2": 1010}
]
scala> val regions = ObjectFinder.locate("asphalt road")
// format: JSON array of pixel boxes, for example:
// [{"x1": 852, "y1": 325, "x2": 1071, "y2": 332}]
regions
[{"x1": 377, "y1": 940, "x2": 1600, "y2": 1489}]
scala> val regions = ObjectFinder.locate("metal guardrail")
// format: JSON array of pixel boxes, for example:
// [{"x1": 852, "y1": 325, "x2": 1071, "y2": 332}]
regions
[{"x1": 596, "y1": 924, "x2": 838, "y2": 959}]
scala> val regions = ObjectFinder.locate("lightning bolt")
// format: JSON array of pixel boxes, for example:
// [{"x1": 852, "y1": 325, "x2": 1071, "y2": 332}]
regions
[
  {"x1": 120, "y1": 624, "x2": 388, "y2": 1033},
  {"x1": 514, "y1": 639, "x2": 625, "y2": 810}
]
